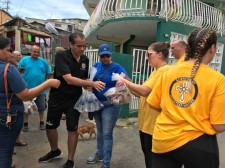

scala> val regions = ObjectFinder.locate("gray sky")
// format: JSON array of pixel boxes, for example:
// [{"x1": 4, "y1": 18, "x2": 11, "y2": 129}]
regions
[{"x1": 7, "y1": 0, "x2": 90, "y2": 20}]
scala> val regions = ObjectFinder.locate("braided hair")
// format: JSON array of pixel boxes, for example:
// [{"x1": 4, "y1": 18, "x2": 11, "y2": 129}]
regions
[{"x1": 185, "y1": 28, "x2": 217, "y2": 92}]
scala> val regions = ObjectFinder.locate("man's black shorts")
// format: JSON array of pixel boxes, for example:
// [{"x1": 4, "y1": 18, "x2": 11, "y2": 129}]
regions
[{"x1": 46, "y1": 100, "x2": 80, "y2": 131}]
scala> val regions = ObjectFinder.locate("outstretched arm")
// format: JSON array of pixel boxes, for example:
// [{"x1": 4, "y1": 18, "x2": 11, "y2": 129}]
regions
[
  {"x1": 120, "y1": 78, "x2": 151, "y2": 97},
  {"x1": 16, "y1": 79, "x2": 60, "y2": 101},
  {"x1": 63, "y1": 74, "x2": 105, "y2": 92}
]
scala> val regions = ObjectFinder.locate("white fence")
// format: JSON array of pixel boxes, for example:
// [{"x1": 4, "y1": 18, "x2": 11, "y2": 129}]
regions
[
  {"x1": 130, "y1": 48, "x2": 153, "y2": 111},
  {"x1": 84, "y1": 0, "x2": 225, "y2": 38},
  {"x1": 84, "y1": 49, "x2": 99, "y2": 70}
]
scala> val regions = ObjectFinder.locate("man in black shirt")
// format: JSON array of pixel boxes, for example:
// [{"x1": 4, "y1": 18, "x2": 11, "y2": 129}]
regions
[{"x1": 39, "y1": 32, "x2": 105, "y2": 168}]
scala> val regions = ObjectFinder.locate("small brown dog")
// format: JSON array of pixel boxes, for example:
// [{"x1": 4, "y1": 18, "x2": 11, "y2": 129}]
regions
[{"x1": 77, "y1": 124, "x2": 96, "y2": 139}]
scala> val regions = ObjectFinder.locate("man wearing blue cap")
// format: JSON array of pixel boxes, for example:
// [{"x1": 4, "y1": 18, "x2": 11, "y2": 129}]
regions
[{"x1": 86, "y1": 44, "x2": 130, "y2": 168}]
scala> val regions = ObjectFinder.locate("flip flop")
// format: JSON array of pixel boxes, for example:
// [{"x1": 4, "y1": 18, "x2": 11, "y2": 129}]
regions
[
  {"x1": 15, "y1": 141, "x2": 27, "y2": 146},
  {"x1": 11, "y1": 164, "x2": 16, "y2": 168}
]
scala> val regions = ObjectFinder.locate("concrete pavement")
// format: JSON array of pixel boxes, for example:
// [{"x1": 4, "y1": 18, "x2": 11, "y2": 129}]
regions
[
  {"x1": 13, "y1": 112, "x2": 225, "y2": 168},
  {"x1": 13, "y1": 113, "x2": 144, "y2": 168}
]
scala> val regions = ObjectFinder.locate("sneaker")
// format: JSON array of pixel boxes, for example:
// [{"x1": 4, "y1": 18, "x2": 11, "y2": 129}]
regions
[
  {"x1": 86, "y1": 153, "x2": 103, "y2": 164},
  {"x1": 40, "y1": 122, "x2": 46, "y2": 130},
  {"x1": 61, "y1": 160, "x2": 75, "y2": 168},
  {"x1": 38, "y1": 149, "x2": 62, "y2": 162},
  {"x1": 22, "y1": 125, "x2": 28, "y2": 132}
]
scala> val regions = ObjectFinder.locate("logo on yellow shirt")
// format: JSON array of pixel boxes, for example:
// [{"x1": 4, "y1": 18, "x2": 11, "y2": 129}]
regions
[{"x1": 169, "y1": 77, "x2": 198, "y2": 107}]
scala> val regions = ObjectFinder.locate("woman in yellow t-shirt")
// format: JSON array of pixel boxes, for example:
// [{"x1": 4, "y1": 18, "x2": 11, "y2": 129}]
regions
[
  {"x1": 118, "y1": 42, "x2": 170, "y2": 168},
  {"x1": 147, "y1": 29, "x2": 225, "y2": 168}
]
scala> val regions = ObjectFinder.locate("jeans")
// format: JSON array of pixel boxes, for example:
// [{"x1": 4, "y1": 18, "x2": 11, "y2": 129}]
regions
[
  {"x1": 0, "y1": 112, "x2": 23, "y2": 168},
  {"x1": 94, "y1": 101, "x2": 120, "y2": 167}
]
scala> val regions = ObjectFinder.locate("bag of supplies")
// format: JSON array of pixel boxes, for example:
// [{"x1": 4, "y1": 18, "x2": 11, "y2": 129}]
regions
[
  {"x1": 74, "y1": 67, "x2": 104, "y2": 113},
  {"x1": 104, "y1": 73, "x2": 132, "y2": 105}
]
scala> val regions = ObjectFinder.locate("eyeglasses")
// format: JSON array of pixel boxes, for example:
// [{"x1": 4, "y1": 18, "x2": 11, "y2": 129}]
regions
[
  {"x1": 100, "y1": 54, "x2": 111, "y2": 58},
  {"x1": 74, "y1": 44, "x2": 87, "y2": 48},
  {"x1": 147, "y1": 52, "x2": 158, "y2": 57}
]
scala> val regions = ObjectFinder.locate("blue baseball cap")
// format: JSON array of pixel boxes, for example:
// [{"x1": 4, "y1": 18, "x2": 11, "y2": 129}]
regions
[{"x1": 98, "y1": 44, "x2": 112, "y2": 56}]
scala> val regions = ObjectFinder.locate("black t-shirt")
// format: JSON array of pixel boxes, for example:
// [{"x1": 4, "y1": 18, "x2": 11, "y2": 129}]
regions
[{"x1": 49, "y1": 49, "x2": 89, "y2": 104}]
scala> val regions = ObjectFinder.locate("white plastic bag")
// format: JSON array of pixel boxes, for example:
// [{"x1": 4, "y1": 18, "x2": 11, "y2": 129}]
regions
[
  {"x1": 23, "y1": 98, "x2": 38, "y2": 115},
  {"x1": 115, "y1": 80, "x2": 132, "y2": 104},
  {"x1": 104, "y1": 73, "x2": 132, "y2": 105},
  {"x1": 74, "y1": 67, "x2": 104, "y2": 113},
  {"x1": 74, "y1": 89, "x2": 104, "y2": 113},
  {"x1": 104, "y1": 87, "x2": 119, "y2": 105}
]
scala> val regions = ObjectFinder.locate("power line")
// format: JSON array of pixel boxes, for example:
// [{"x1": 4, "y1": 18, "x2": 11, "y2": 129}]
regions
[{"x1": 16, "y1": 0, "x2": 25, "y2": 16}]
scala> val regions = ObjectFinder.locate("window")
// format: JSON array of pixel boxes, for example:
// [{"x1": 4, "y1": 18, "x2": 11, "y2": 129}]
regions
[
  {"x1": 67, "y1": 25, "x2": 72, "y2": 32},
  {"x1": 55, "y1": 23, "x2": 61, "y2": 27}
]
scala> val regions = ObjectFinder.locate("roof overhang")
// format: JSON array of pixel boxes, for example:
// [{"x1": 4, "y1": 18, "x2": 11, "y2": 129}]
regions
[{"x1": 86, "y1": 19, "x2": 158, "y2": 47}]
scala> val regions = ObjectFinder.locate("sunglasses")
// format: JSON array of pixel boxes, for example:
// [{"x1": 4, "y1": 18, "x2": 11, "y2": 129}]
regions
[
  {"x1": 100, "y1": 54, "x2": 111, "y2": 58},
  {"x1": 147, "y1": 52, "x2": 158, "y2": 57}
]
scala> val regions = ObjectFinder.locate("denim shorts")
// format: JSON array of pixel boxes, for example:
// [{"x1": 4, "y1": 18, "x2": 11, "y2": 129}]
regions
[{"x1": 34, "y1": 94, "x2": 46, "y2": 112}]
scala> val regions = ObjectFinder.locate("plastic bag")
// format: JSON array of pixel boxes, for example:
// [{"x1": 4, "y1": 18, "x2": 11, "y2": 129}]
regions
[
  {"x1": 104, "y1": 73, "x2": 132, "y2": 105},
  {"x1": 74, "y1": 67, "x2": 104, "y2": 113},
  {"x1": 23, "y1": 98, "x2": 38, "y2": 115},
  {"x1": 104, "y1": 87, "x2": 120, "y2": 105},
  {"x1": 115, "y1": 80, "x2": 132, "y2": 104},
  {"x1": 74, "y1": 89, "x2": 104, "y2": 113}
]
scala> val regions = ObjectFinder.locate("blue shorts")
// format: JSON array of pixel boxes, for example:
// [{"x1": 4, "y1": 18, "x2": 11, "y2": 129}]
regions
[{"x1": 34, "y1": 94, "x2": 46, "y2": 113}]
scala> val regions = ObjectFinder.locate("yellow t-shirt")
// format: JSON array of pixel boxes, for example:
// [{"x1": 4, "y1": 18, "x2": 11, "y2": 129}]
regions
[
  {"x1": 147, "y1": 62, "x2": 225, "y2": 153},
  {"x1": 138, "y1": 65, "x2": 170, "y2": 133},
  {"x1": 176, "y1": 55, "x2": 185, "y2": 64}
]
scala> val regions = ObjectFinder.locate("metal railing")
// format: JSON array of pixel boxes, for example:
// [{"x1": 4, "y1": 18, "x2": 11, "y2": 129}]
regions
[
  {"x1": 83, "y1": 0, "x2": 225, "y2": 37},
  {"x1": 84, "y1": 48, "x2": 99, "y2": 70},
  {"x1": 129, "y1": 48, "x2": 154, "y2": 112}
]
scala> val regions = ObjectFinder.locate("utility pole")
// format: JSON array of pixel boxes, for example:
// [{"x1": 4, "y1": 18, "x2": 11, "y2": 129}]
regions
[{"x1": 1, "y1": 0, "x2": 11, "y2": 11}]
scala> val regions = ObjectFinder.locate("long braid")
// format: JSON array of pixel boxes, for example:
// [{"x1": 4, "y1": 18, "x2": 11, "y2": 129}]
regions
[{"x1": 187, "y1": 29, "x2": 215, "y2": 93}]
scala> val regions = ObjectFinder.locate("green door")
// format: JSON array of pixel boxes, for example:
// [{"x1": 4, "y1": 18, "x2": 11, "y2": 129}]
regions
[{"x1": 112, "y1": 52, "x2": 137, "y2": 118}]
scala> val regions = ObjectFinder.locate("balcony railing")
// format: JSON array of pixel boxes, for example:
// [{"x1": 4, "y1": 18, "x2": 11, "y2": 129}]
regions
[{"x1": 83, "y1": 0, "x2": 225, "y2": 37}]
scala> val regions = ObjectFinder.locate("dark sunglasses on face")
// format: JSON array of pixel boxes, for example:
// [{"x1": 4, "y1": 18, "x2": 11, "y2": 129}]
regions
[
  {"x1": 100, "y1": 54, "x2": 111, "y2": 58},
  {"x1": 147, "y1": 52, "x2": 158, "y2": 57}
]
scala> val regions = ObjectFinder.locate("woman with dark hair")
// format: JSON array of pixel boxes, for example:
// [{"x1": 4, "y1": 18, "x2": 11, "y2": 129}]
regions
[
  {"x1": 0, "y1": 36, "x2": 60, "y2": 168},
  {"x1": 116, "y1": 42, "x2": 170, "y2": 168},
  {"x1": 147, "y1": 29, "x2": 225, "y2": 168}
]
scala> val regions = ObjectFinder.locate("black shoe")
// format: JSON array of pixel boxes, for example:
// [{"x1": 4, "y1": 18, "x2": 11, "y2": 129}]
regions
[
  {"x1": 61, "y1": 160, "x2": 75, "y2": 168},
  {"x1": 38, "y1": 149, "x2": 62, "y2": 162}
]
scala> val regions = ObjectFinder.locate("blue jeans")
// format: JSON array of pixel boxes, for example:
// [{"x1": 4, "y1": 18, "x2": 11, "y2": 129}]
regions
[
  {"x1": 0, "y1": 112, "x2": 23, "y2": 168},
  {"x1": 94, "y1": 101, "x2": 120, "y2": 167}
]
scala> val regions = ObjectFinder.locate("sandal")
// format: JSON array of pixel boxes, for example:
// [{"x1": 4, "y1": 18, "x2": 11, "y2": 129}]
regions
[
  {"x1": 11, "y1": 164, "x2": 16, "y2": 168},
  {"x1": 15, "y1": 141, "x2": 27, "y2": 146}
]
